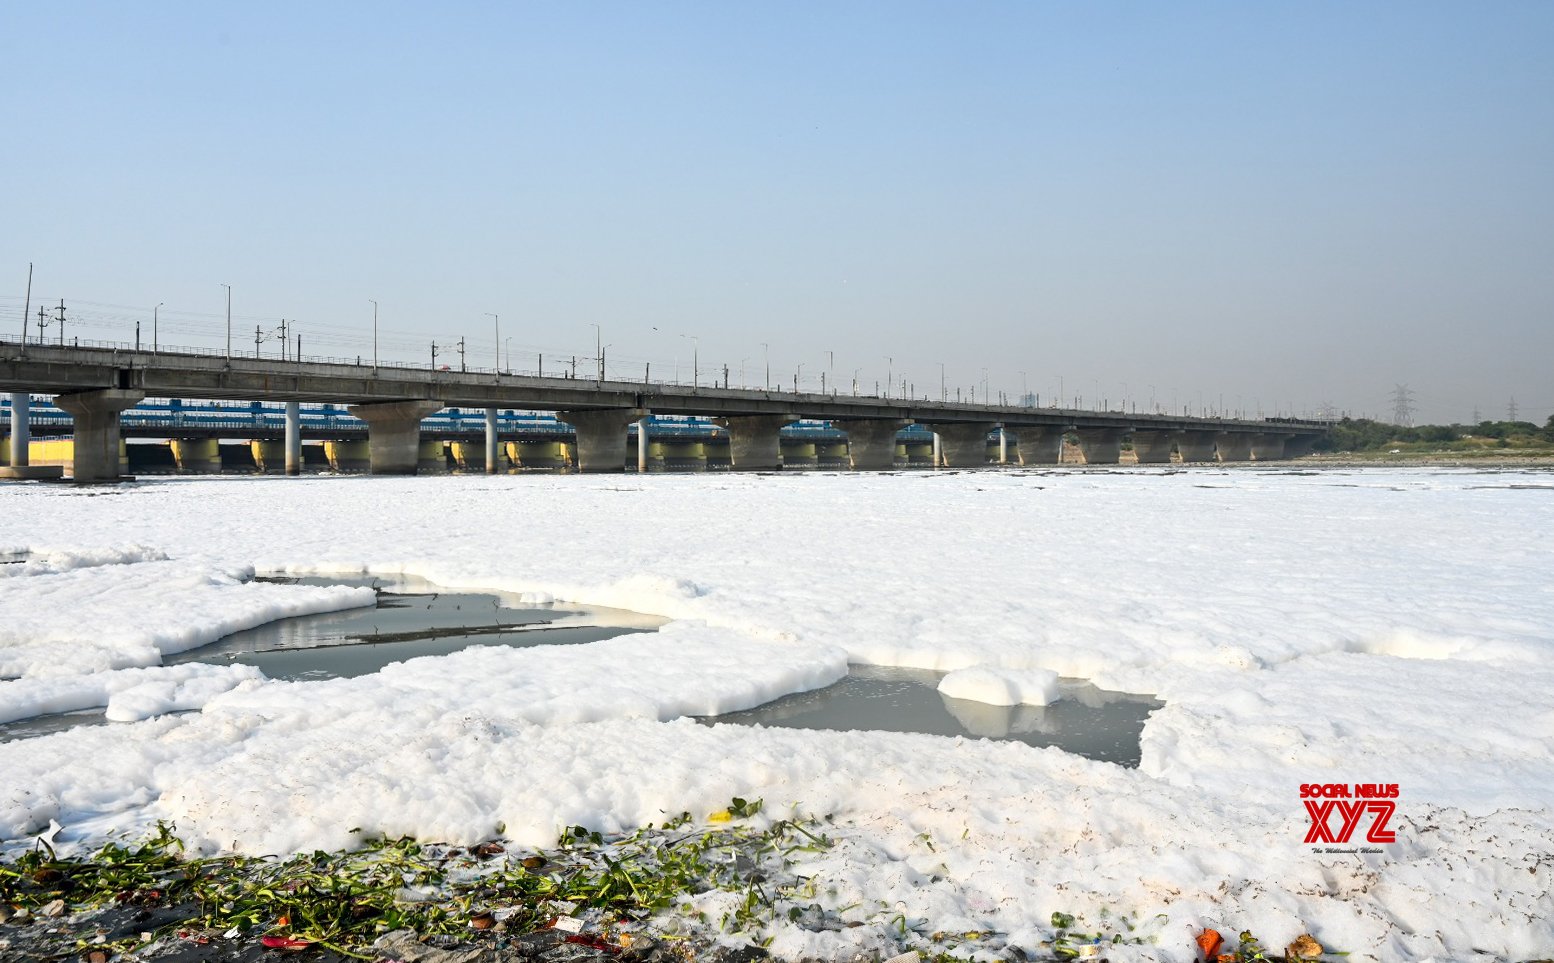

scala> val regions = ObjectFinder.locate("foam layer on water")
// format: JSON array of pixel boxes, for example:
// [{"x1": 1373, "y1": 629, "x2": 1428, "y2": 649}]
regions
[{"x1": 0, "y1": 469, "x2": 1551, "y2": 960}]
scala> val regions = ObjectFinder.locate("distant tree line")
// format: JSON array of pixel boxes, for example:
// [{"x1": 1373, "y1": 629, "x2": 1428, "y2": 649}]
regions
[{"x1": 1316, "y1": 415, "x2": 1554, "y2": 451}]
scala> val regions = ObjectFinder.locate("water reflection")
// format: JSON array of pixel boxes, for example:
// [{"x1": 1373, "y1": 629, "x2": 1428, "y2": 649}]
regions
[
  {"x1": 702, "y1": 664, "x2": 1160, "y2": 767},
  {"x1": 164, "y1": 575, "x2": 665, "y2": 681}
]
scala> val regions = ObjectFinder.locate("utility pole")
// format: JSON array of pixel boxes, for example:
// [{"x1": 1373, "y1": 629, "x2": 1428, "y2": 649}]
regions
[
  {"x1": 19, "y1": 263, "x2": 31, "y2": 350},
  {"x1": 370, "y1": 299, "x2": 379, "y2": 368},
  {"x1": 55, "y1": 300, "x2": 66, "y2": 345},
  {"x1": 154, "y1": 302, "x2": 163, "y2": 352},
  {"x1": 761, "y1": 342, "x2": 770, "y2": 389},
  {"x1": 486, "y1": 313, "x2": 499, "y2": 373},
  {"x1": 458, "y1": 337, "x2": 466, "y2": 372},
  {"x1": 589, "y1": 323, "x2": 602, "y2": 381},
  {"x1": 254, "y1": 324, "x2": 263, "y2": 356},
  {"x1": 220, "y1": 284, "x2": 232, "y2": 359},
  {"x1": 680, "y1": 334, "x2": 699, "y2": 389},
  {"x1": 36, "y1": 306, "x2": 50, "y2": 343}
]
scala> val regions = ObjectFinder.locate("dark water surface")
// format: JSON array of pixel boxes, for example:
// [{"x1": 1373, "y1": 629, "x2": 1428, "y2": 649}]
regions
[
  {"x1": 162, "y1": 575, "x2": 664, "y2": 681},
  {"x1": 703, "y1": 664, "x2": 1161, "y2": 766},
  {"x1": 3, "y1": 580, "x2": 1157, "y2": 765}
]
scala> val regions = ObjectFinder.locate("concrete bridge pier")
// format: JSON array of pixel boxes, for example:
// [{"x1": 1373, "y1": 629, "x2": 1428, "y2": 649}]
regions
[
  {"x1": 1074, "y1": 427, "x2": 1128, "y2": 465},
  {"x1": 347, "y1": 400, "x2": 445, "y2": 474},
  {"x1": 1130, "y1": 430, "x2": 1177, "y2": 464},
  {"x1": 171, "y1": 437, "x2": 222, "y2": 473},
  {"x1": 484, "y1": 408, "x2": 499, "y2": 474},
  {"x1": 558, "y1": 408, "x2": 647, "y2": 473},
  {"x1": 925, "y1": 422, "x2": 993, "y2": 468},
  {"x1": 1250, "y1": 434, "x2": 1287, "y2": 461},
  {"x1": 53, "y1": 388, "x2": 145, "y2": 483},
  {"x1": 284, "y1": 402, "x2": 302, "y2": 475},
  {"x1": 1176, "y1": 430, "x2": 1217, "y2": 463},
  {"x1": 1285, "y1": 435, "x2": 1319, "y2": 459},
  {"x1": 713, "y1": 415, "x2": 796, "y2": 471},
  {"x1": 1216, "y1": 433, "x2": 1253, "y2": 462},
  {"x1": 998, "y1": 428, "x2": 1009, "y2": 465},
  {"x1": 2, "y1": 392, "x2": 62, "y2": 480},
  {"x1": 1014, "y1": 426, "x2": 1063, "y2": 465},
  {"x1": 5, "y1": 393, "x2": 27, "y2": 467},
  {"x1": 636, "y1": 418, "x2": 650, "y2": 472},
  {"x1": 836, "y1": 419, "x2": 906, "y2": 471}
]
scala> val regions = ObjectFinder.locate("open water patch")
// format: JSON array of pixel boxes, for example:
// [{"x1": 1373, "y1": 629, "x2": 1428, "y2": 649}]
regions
[
  {"x1": 702, "y1": 664, "x2": 1161, "y2": 767},
  {"x1": 0, "y1": 577, "x2": 665, "y2": 743},
  {"x1": 164, "y1": 575, "x2": 665, "y2": 681}
]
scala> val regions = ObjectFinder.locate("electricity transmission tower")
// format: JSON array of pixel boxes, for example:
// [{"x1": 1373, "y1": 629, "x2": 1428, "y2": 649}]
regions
[
  {"x1": 1390, "y1": 384, "x2": 1417, "y2": 427},
  {"x1": 1508, "y1": 397, "x2": 1519, "y2": 422}
]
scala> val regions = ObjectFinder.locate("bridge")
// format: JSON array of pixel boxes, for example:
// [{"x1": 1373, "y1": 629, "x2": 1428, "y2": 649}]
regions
[{"x1": 0, "y1": 339, "x2": 1329, "y2": 482}]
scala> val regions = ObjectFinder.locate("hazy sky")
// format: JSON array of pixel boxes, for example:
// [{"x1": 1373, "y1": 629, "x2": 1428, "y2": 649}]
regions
[{"x1": 4, "y1": 1, "x2": 1551, "y2": 423}]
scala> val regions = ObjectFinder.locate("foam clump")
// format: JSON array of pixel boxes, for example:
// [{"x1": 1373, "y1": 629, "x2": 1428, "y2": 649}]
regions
[{"x1": 937, "y1": 666, "x2": 1060, "y2": 706}]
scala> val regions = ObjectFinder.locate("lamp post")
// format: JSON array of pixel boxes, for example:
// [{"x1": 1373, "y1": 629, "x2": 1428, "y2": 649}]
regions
[
  {"x1": 369, "y1": 299, "x2": 379, "y2": 368},
  {"x1": 827, "y1": 350, "x2": 834, "y2": 396},
  {"x1": 504, "y1": 337, "x2": 513, "y2": 373},
  {"x1": 219, "y1": 283, "x2": 232, "y2": 358},
  {"x1": 153, "y1": 302, "x2": 163, "y2": 352},
  {"x1": 886, "y1": 357, "x2": 893, "y2": 399},
  {"x1": 795, "y1": 362, "x2": 805, "y2": 393},
  {"x1": 939, "y1": 362, "x2": 946, "y2": 402},
  {"x1": 761, "y1": 342, "x2": 770, "y2": 389}
]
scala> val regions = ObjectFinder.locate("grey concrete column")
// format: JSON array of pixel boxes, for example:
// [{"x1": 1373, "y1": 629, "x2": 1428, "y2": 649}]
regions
[
  {"x1": 637, "y1": 418, "x2": 650, "y2": 472},
  {"x1": 1131, "y1": 429, "x2": 1176, "y2": 464},
  {"x1": 998, "y1": 428, "x2": 1009, "y2": 465},
  {"x1": 53, "y1": 388, "x2": 145, "y2": 483},
  {"x1": 1013, "y1": 426, "x2": 1063, "y2": 465},
  {"x1": 0, "y1": 392, "x2": 60, "y2": 479},
  {"x1": 8, "y1": 394, "x2": 29, "y2": 466},
  {"x1": 1177, "y1": 430, "x2": 1217, "y2": 463},
  {"x1": 713, "y1": 415, "x2": 796, "y2": 471},
  {"x1": 484, "y1": 408, "x2": 499, "y2": 474},
  {"x1": 835, "y1": 419, "x2": 906, "y2": 471},
  {"x1": 1074, "y1": 427, "x2": 1128, "y2": 465},
  {"x1": 558, "y1": 408, "x2": 646, "y2": 473},
  {"x1": 1284, "y1": 435, "x2": 1319, "y2": 459},
  {"x1": 1216, "y1": 433, "x2": 1253, "y2": 462},
  {"x1": 348, "y1": 400, "x2": 445, "y2": 474},
  {"x1": 932, "y1": 432, "x2": 942, "y2": 467},
  {"x1": 924, "y1": 422, "x2": 994, "y2": 468},
  {"x1": 1250, "y1": 433, "x2": 1287, "y2": 461},
  {"x1": 284, "y1": 402, "x2": 302, "y2": 476}
]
